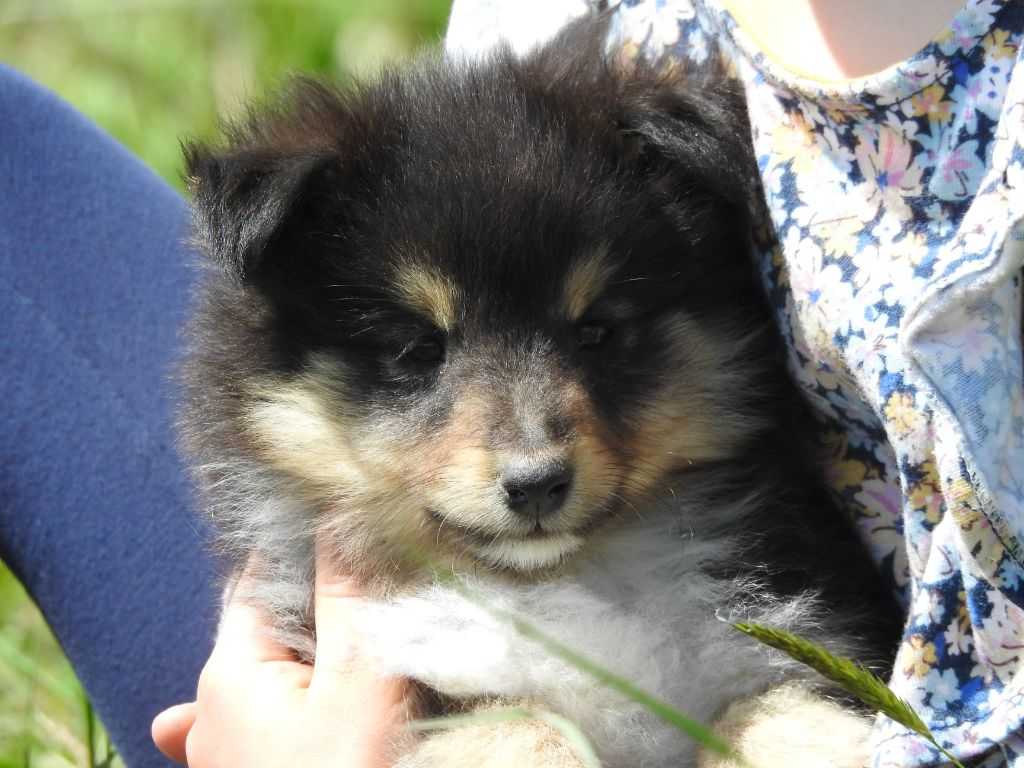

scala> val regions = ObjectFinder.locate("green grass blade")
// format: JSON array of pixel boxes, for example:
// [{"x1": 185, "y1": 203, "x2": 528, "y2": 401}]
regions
[
  {"x1": 733, "y1": 622, "x2": 966, "y2": 768},
  {"x1": 84, "y1": 692, "x2": 97, "y2": 768},
  {"x1": 408, "y1": 708, "x2": 601, "y2": 768}
]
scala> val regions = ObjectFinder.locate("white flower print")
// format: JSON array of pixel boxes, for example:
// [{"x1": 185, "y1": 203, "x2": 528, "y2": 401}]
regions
[
  {"x1": 885, "y1": 110, "x2": 921, "y2": 139},
  {"x1": 845, "y1": 312, "x2": 898, "y2": 384},
  {"x1": 912, "y1": 586, "x2": 947, "y2": 625},
  {"x1": 926, "y1": 668, "x2": 963, "y2": 711},
  {"x1": 684, "y1": 25, "x2": 709, "y2": 64},
  {"x1": 816, "y1": 125, "x2": 857, "y2": 173},
  {"x1": 785, "y1": 226, "x2": 859, "y2": 344},
  {"x1": 948, "y1": 81, "x2": 984, "y2": 136},
  {"x1": 764, "y1": 161, "x2": 786, "y2": 198},
  {"x1": 957, "y1": 217, "x2": 999, "y2": 256},
  {"x1": 944, "y1": 612, "x2": 975, "y2": 657},
  {"x1": 617, "y1": 0, "x2": 694, "y2": 49},
  {"x1": 871, "y1": 213, "x2": 904, "y2": 246}
]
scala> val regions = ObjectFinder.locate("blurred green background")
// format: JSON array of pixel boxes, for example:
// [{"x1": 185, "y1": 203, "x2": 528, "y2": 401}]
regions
[{"x1": 0, "y1": 1, "x2": 450, "y2": 764}]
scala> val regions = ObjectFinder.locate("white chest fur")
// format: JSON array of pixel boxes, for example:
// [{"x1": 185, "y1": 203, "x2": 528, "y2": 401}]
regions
[{"x1": 359, "y1": 511, "x2": 821, "y2": 767}]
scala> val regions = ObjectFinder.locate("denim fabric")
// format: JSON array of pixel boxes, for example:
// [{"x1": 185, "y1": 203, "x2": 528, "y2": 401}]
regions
[{"x1": 0, "y1": 63, "x2": 218, "y2": 767}]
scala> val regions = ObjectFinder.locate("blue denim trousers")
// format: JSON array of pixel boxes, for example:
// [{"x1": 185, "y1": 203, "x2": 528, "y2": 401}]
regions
[{"x1": 0, "y1": 63, "x2": 218, "y2": 767}]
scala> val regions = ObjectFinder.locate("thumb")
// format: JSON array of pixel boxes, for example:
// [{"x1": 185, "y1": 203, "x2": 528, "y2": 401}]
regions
[{"x1": 151, "y1": 702, "x2": 197, "y2": 765}]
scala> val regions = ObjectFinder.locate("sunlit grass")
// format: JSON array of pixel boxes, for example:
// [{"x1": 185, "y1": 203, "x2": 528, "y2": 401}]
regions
[
  {"x1": 0, "y1": 0, "x2": 451, "y2": 188},
  {"x1": 0, "y1": 563, "x2": 123, "y2": 768}
]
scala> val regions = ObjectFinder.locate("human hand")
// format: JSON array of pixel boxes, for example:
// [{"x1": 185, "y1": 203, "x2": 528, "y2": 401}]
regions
[{"x1": 151, "y1": 560, "x2": 410, "y2": 768}]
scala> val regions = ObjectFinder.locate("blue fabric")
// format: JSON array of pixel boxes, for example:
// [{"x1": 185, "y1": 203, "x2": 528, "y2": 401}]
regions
[{"x1": 0, "y1": 63, "x2": 218, "y2": 767}]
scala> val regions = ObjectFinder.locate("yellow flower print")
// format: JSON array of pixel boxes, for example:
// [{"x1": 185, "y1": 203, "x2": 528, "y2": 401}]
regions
[
  {"x1": 898, "y1": 230, "x2": 930, "y2": 267},
  {"x1": 883, "y1": 391, "x2": 923, "y2": 442},
  {"x1": 827, "y1": 459, "x2": 870, "y2": 492},
  {"x1": 611, "y1": 40, "x2": 642, "y2": 69},
  {"x1": 771, "y1": 112, "x2": 823, "y2": 176},
  {"x1": 902, "y1": 634, "x2": 938, "y2": 678},
  {"x1": 983, "y1": 28, "x2": 1016, "y2": 62},
  {"x1": 946, "y1": 477, "x2": 982, "y2": 531},
  {"x1": 819, "y1": 215, "x2": 864, "y2": 259},
  {"x1": 909, "y1": 84, "x2": 954, "y2": 124},
  {"x1": 941, "y1": 473, "x2": 1007, "y2": 563},
  {"x1": 820, "y1": 97, "x2": 871, "y2": 124},
  {"x1": 907, "y1": 461, "x2": 943, "y2": 525}
]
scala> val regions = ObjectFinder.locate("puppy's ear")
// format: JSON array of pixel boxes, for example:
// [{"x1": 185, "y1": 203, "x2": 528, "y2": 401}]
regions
[
  {"x1": 530, "y1": 14, "x2": 758, "y2": 211},
  {"x1": 184, "y1": 141, "x2": 338, "y2": 280},
  {"x1": 615, "y1": 72, "x2": 760, "y2": 216}
]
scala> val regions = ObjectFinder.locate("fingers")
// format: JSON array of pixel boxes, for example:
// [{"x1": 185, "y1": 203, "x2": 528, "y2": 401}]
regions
[
  {"x1": 152, "y1": 702, "x2": 197, "y2": 765},
  {"x1": 206, "y1": 589, "x2": 313, "y2": 697}
]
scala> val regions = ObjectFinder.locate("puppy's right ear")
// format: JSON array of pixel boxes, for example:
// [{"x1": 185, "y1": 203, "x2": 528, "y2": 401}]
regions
[{"x1": 184, "y1": 141, "x2": 338, "y2": 280}]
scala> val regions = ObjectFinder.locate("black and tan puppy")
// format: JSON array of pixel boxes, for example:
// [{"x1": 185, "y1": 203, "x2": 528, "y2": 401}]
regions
[{"x1": 179, "y1": 17, "x2": 900, "y2": 767}]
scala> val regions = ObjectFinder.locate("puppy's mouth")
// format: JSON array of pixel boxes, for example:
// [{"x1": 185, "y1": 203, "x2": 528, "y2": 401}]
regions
[
  {"x1": 472, "y1": 532, "x2": 585, "y2": 571},
  {"x1": 423, "y1": 506, "x2": 604, "y2": 572}
]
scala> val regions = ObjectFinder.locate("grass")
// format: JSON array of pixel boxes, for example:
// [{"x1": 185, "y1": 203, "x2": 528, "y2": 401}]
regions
[
  {"x1": 0, "y1": 0, "x2": 452, "y2": 190},
  {"x1": 0, "y1": 1, "x2": 450, "y2": 763},
  {"x1": 0, "y1": 564, "x2": 121, "y2": 768}
]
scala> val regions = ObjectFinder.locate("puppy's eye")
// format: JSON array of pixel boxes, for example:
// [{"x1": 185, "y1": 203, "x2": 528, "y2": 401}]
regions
[
  {"x1": 403, "y1": 335, "x2": 445, "y2": 365},
  {"x1": 578, "y1": 322, "x2": 613, "y2": 350}
]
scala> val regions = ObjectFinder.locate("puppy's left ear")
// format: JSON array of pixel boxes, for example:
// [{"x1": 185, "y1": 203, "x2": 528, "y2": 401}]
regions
[
  {"x1": 184, "y1": 140, "x2": 339, "y2": 281},
  {"x1": 615, "y1": 72, "x2": 760, "y2": 216}
]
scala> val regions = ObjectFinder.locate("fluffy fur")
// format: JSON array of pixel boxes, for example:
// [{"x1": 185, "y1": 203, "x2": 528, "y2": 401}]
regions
[{"x1": 180, "y1": 16, "x2": 901, "y2": 767}]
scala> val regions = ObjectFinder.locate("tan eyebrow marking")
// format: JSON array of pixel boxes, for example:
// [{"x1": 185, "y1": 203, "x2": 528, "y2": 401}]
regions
[
  {"x1": 393, "y1": 262, "x2": 461, "y2": 332},
  {"x1": 562, "y1": 247, "x2": 617, "y2": 321}
]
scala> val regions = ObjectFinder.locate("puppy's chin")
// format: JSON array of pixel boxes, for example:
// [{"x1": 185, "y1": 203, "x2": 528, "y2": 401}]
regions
[{"x1": 469, "y1": 532, "x2": 585, "y2": 571}]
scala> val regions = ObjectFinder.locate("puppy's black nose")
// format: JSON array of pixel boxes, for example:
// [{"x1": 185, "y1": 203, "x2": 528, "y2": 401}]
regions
[{"x1": 499, "y1": 458, "x2": 573, "y2": 519}]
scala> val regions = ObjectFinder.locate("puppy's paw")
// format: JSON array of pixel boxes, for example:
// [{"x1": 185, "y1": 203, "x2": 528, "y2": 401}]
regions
[
  {"x1": 396, "y1": 704, "x2": 587, "y2": 768},
  {"x1": 697, "y1": 682, "x2": 874, "y2": 768}
]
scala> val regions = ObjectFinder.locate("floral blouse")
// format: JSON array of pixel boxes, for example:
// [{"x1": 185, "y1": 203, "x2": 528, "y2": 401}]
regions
[{"x1": 447, "y1": 1, "x2": 1024, "y2": 765}]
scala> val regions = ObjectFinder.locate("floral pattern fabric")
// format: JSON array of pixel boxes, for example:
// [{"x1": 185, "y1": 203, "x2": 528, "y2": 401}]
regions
[
  {"x1": 610, "y1": 1, "x2": 1024, "y2": 765},
  {"x1": 447, "y1": 0, "x2": 1024, "y2": 765}
]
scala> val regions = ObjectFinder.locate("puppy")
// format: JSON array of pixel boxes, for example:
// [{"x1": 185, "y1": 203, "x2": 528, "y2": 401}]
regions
[{"x1": 179, "y1": 17, "x2": 901, "y2": 768}]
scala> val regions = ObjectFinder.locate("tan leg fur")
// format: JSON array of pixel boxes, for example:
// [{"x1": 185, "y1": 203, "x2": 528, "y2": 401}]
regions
[
  {"x1": 697, "y1": 683, "x2": 875, "y2": 768},
  {"x1": 396, "y1": 701, "x2": 587, "y2": 768}
]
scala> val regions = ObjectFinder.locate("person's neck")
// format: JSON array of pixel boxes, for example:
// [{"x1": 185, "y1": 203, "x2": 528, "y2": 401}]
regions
[{"x1": 719, "y1": 0, "x2": 968, "y2": 82}]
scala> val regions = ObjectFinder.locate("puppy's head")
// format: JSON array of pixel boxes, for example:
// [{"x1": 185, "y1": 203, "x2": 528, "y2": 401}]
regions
[{"x1": 183, "y1": 37, "x2": 778, "y2": 577}]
